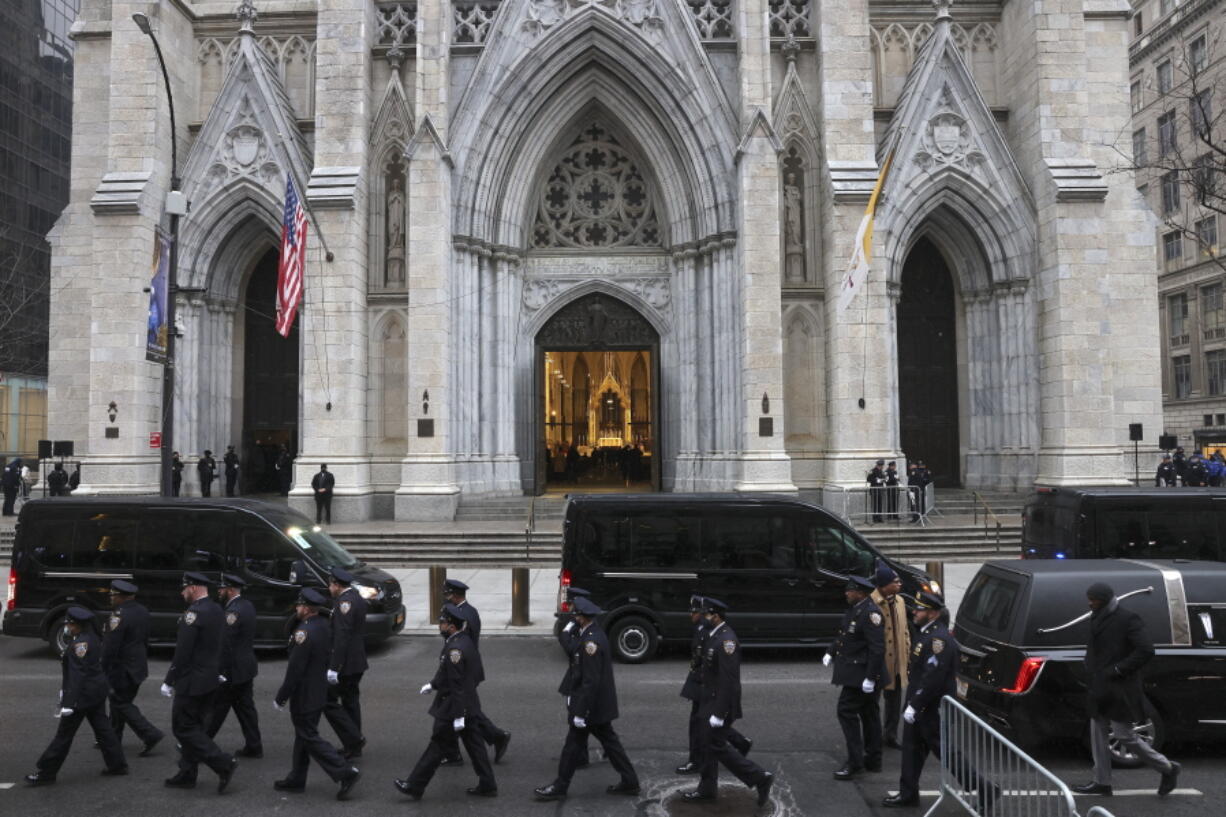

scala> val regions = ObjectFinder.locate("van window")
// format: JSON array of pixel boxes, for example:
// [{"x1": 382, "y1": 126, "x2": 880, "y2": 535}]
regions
[
  {"x1": 802, "y1": 522, "x2": 873, "y2": 575},
  {"x1": 26, "y1": 517, "x2": 76, "y2": 567},
  {"x1": 628, "y1": 515, "x2": 702, "y2": 569},
  {"x1": 1096, "y1": 511, "x2": 1147, "y2": 557},
  {"x1": 76, "y1": 514, "x2": 137, "y2": 570},
  {"x1": 138, "y1": 515, "x2": 183, "y2": 570},
  {"x1": 704, "y1": 515, "x2": 794, "y2": 570},
  {"x1": 1024, "y1": 503, "x2": 1078, "y2": 550},
  {"x1": 136, "y1": 511, "x2": 230, "y2": 572},
  {"x1": 959, "y1": 573, "x2": 1021, "y2": 635},
  {"x1": 580, "y1": 517, "x2": 628, "y2": 568},
  {"x1": 1146, "y1": 512, "x2": 1219, "y2": 559},
  {"x1": 242, "y1": 526, "x2": 296, "y2": 582},
  {"x1": 182, "y1": 512, "x2": 230, "y2": 571}
]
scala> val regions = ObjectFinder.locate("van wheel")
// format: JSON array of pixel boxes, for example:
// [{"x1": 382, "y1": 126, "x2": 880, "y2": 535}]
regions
[
  {"x1": 609, "y1": 616, "x2": 657, "y2": 664},
  {"x1": 1101, "y1": 701, "x2": 1166, "y2": 769},
  {"x1": 46, "y1": 613, "x2": 69, "y2": 657}
]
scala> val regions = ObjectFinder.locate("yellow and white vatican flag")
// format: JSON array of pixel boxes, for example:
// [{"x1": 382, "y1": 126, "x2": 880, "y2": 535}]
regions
[{"x1": 836, "y1": 151, "x2": 894, "y2": 315}]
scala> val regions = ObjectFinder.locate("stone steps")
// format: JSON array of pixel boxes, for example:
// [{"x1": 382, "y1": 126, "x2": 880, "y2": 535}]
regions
[{"x1": 859, "y1": 522, "x2": 1023, "y2": 563}]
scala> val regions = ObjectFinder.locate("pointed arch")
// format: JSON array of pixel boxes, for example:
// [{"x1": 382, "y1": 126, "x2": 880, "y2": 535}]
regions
[
  {"x1": 369, "y1": 75, "x2": 414, "y2": 292},
  {"x1": 782, "y1": 303, "x2": 822, "y2": 445},
  {"x1": 774, "y1": 61, "x2": 821, "y2": 285},
  {"x1": 179, "y1": 178, "x2": 282, "y2": 300}
]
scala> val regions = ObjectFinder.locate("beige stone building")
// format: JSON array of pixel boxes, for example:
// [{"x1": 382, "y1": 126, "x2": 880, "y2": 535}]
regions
[{"x1": 48, "y1": 0, "x2": 1162, "y2": 520}]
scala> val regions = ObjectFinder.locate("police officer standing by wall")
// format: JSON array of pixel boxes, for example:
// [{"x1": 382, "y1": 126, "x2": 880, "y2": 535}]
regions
[
  {"x1": 683, "y1": 598, "x2": 774, "y2": 806},
  {"x1": 324, "y1": 567, "x2": 368, "y2": 760},
  {"x1": 867, "y1": 459, "x2": 886, "y2": 523},
  {"x1": 161, "y1": 572, "x2": 238, "y2": 793},
  {"x1": 1155, "y1": 454, "x2": 1177, "y2": 486},
  {"x1": 885, "y1": 461, "x2": 901, "y2": 519},
  {"x1": 25, "y1": 607, "x2": 128, "y2": 784},
  {"x1": 311, "y1": 464, "x2": 335, "y2": 523},
  {"x1": 171, "y1": 452, "x2": 184, "y2": 496},
  {"x1": 274, "y1": 587, "x2": 362, "y2": 799},
  {"x1": 208, "y1": 574, "x2": 262, "y2": 758},
  {"x1": 197, "y1": 450, "x2": 217, "y2": 497},
  {"x1": 223, "y1": 446, "x2": 240, "y2": 497},
  {"x1": 826, "y1": 575, "x2": 885, "y2": 780},
  {"x1": 395, "y1": 604, "x2": 497, "y2": 799},
  {"x1": 102, "y1": 580, "x2": 163, "y2": 755},
  {"x1": 441, "y1": 578, "x2": 512, "y2": 764},
  {"x1": 870, "y1": 564, "x2": 911, "y2": 749},
  {"x1": 534, "y1": 596, "x2": 640, "y2": 801}
]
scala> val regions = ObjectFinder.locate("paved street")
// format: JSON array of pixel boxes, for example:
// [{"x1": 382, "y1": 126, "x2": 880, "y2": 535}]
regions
[{"x1": 0, "y1": 633, "x2": 1216, "y2": 817}]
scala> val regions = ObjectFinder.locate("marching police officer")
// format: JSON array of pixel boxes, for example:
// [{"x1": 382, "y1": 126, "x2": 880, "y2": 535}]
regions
[
  {"x1": 676, "y1": 594, "x2": 751, "y2": 775},
  {"x1": 867, "y1": 459, "x2": 887, "y2": 523},
  {"x1": 274, "y1": 587, "x2": 362, "y2": 799},
  {"x1": 440, "y1": 578, "x2": 512, "y2": 764},
  {"x1": 683, "y1": 598, "x2": 774, "y2": 806},
  {"x1": 555, "y1": 586, "x2": 594, "y2": 769},
  {"x1": 826, "y1": 575, "x2": 885, "y2": 780},
  {"x1": 162, "y1": 572, "x2": 237, "y2": 792},
  {"x1": 26, "y1": 607, "x2": 128, "y2": 784},
  {"x1": 395, "y1": 604, "x2": 497, "y2": 799},
  {"x1": 324, "y1": 567, "x2": 368, "y2": 760},
  {"x1": 534, "y1": 596, "x2": 640, "y2": 801},
  {"x1": 1155, "y1": 454, "x2": 1177, "y2": 487},
  {"x1": 208, "y1": 574, "x2": 262, "y2": 757},
  {"x1": 102, "y1": 580, "x2": 163, "y2": 755}
]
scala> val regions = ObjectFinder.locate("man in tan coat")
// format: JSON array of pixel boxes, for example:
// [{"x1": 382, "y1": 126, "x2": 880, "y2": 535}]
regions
[{"x1": 871, "y1": 564, "x2": 911, "y2": 749}]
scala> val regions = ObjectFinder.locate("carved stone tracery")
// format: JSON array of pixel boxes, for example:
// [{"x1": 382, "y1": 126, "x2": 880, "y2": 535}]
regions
[
  {"x1": 523, "y1": 0, "x2": 663, "y2": 39},
  {"x1": 536, "y1": 293, "x2": 660, "y2": 348}
]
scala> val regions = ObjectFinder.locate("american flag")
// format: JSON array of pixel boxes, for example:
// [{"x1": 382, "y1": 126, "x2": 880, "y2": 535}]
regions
[{"x1": 275, "y1": 175, "x2": 308, "y2": 337}]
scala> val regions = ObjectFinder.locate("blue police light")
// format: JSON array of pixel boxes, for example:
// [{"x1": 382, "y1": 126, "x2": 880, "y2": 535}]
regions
[{"x1": 1055, "y1": 552, "x2": 1067, "y2": 559}]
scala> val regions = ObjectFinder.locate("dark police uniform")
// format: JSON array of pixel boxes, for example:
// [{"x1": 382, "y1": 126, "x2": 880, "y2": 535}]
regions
[
  {"x1": 451, "y1": 594, "x2": 512, "y2": 762},
  {"x1": 208, "y1": 585, "x2": 261, "y2": 755},
  {"x1": 868, "y1": 462, "x2": 886, "y2": 522},
  {"x1": 399, "y1": 621, "x2": 496, "y2": 797},
  {"x1": 885, "y1": 463, "x2": 901, "y2": 518},
  {"x1": 103, "y1": 591, "x2": 164, "y2": 751},
  {"x1": 553, "y1": 588, "x2": 592, "y2": 769},
  {"x1": 325, "y1": 579, "x2": 368, "y2": 756},
  {"x1": 223, "y1": 448, "x2": 239, "y2": 497},
  {"x1": 30, "y1": 611, "x2": 127, "y2": 781},
  {"x1": 830, "y1": 585, "x2": 885, "y2": 774},
  {"x1": 679, "y1": 604, "x2": 750, "y2": 772},
  {"x1": 1155, "y1": 458, "x2": 1177, "y2": 487}
]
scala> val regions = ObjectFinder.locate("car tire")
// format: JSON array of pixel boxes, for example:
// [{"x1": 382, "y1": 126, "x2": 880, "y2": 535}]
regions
[
  {"x1": 46, "y1": 612, "x2": 69, "y2": 657},
  {"x1": 1100, "y1": 699, "x2": 1166, "y2": 769},
  {"x1": 609, "y1": 615, "x2": 658, "y2": 664}
]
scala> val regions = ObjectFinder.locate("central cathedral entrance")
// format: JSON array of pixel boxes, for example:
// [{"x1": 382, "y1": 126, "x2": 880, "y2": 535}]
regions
[{"x1": 535, "y1": 293, "x2": 659, "y2": 493}]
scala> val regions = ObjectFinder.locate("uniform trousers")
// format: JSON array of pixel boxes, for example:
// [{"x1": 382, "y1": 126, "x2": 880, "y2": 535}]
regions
[
  {"x1": 207, "y1": 679, "x2": 262, "y2": 751},
  {"x1": 315, "y1": 493, "x2": 332, "y2": 523},
  {"x1": 687, "y1": 699, "x2": 751, "y2": 763},
  {"x1": 900, "y1": 714, "x2": 995, "y2": 804},
  {"x1": 554, "y1": 720, "x2": 638, "y2": 791},
  {"x1": 200, "y1": 478, "x2": 213, "y2": 498},
  {"x1": 287, "y1": 707, "x2": 350, "y2": 784},
  {"x1": 172, "y1": 691, "x2": 232, "y2": 777},
  {"x1": 837, "y1": 685, "x2": 882, "y2": 768},
  {"x1": 323, "y1": 672, "x2": 363, "y2": 751},
  {"x1": 1089, "y1": 715, "x2": 1174, "y2": 785},
  {"x1": 225, "y1": 473, "x2": 238, "y2": 497},
  {"x1": 108, "y1": 681, "x2": 163, "y2": 745},
  {"x1": 870, "y1": 487, "x2": 884, "y2": 522},
  {"x1": 405, "y1": 717, "x2": 496, "y2": 794},
  {"x1": 696, "y1": 720, "x2": 768, "y2": 797},
  {"x1": 37, "y1": 704, "x2": 127, "y2": 774}
]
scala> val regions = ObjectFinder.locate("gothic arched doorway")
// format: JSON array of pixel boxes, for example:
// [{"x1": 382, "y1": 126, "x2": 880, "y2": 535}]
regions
[
  {"x1": 897, "y1": 238, "x2": 960, "y2": 487},
  {"x1": 534, "y1": 293, "x2": 660, "y2": 494}
]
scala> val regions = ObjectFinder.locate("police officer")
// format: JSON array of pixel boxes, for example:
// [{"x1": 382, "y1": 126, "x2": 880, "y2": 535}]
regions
[
  {"x1": 1173, "y1": 446, "x2": 1187, "y2": 484},
  {"x1": 556, "y1": 586, "x2": 594, "y2": 769},
  {"x1": 171, "y1": 452, "x2": 184, "y2": 496},
  {"x1": 161, "y1": 572, "x2": 238, "y2": 793},
  {"x1": 440, "y1": 578, "x2": 512, "y2": 764},
  {"x1": 223, "y1": 445, "x2": 240, "y2": 497},
  {"x1": 676, "y1": 594, "x2": 751, "y2": 775},
  {"x1": 208, "y1": 574, "x2": 262, "y2": 757},
  {"x1": 885, "y1": 461, "x2": 901, "y2": 519},
  {"x1": 826, "y1": 575, "x2": 885, "y2": 780},
  {"x1": 394, "y1": 604, "x2": 497, "y2": 799},
  {"x1": 25, "y1": 607, "x2": 128, "y2": 784},
  {"x1": 1155, "y1": 454, "x2": 1177, "y2": 487},
  {"x1": 867, "y1": 459, "x2": 886, "y2": 523},
  {"x1": 274, "y1": 588, "x2": 362, "y2": 799},
  {"x1": 534, "y1": 596, "x2": 640, "y2": 801},
  {"x1": 324, "y1": 567, "x2": 368, "y2": 760},
  {"x1": 683, "y1": 598, "x2": 774, "y2": 806},
  {"x1": 103, "y1": 580, "x2": 163, "y2": 755},
  {"x1": 197, "y1": 450, "x2": 217, "y2": 497},
  {"x1": 1186, "y1": 453, "x2": 1209, "y2": 487}
]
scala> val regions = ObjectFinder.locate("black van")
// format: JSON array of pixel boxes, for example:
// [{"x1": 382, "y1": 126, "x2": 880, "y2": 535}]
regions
[
  {"x1": 955, "y1": 559, "x2": 1226, "y2": 765},
  {"x1": 1021, "y1": 487, "x2": 1226, "y2": 560},
  {"x1": 558, "y1": 493, "x2": 936, "y2": 663},
  {"x1": 2, "y1": 497, "x2": 406, "y2": 653}
]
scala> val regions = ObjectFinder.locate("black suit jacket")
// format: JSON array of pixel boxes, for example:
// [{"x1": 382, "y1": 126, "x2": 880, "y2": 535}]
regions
[
  {"x1": 102, "y1": 599, "x2": 151, "y2": 687},
  {"x1": 1085, "y1": 600, "x2": 1153, "y2": 722},
  {"x1": 220, "y1": 595, "x2": 259, "y2": 685},
  {"x1": 563, "y1": 623, "x2": 620, "y2": 725},
  {"x1": 277, "y1": 615, "x2": 330, "y2": 712},
  {"x1": 63, "y1": 629, "x2": 109, "y2": 710},
  {"x1": 427, "y1": 630, "x2": 483, "y2": 722},
  {"x1": 698, "y1": 621, "x2": 744, "y2": 723},
  {"x1": 680, "y1": 621, "x2": 706, "y2": 701},
  {"x1": 329, "y1": 587, "x2": 369, "y2": 675},
  {"x1": 164, "y1": 597, "x2": 224, "y2": 696},
  {"x1": 311, "y1": 471, "x2": 335, "y2": 494},
  {"x1": 830, "y1": 596, "x2": 886, "y2": 688},
  {"x1": 905, "y1": 621, "x2": 958, "y2": 718}
]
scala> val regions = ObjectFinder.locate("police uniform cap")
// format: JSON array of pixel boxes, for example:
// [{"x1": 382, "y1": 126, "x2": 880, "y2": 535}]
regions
[
  {"x1": 689, "y1": 594, "x2": 706, "y2": 612},
  {"x1": 110, "y1": 579, "x2": 139, "y2": 595},
  {"x1": 181, "y1": 571, "x2": 213, "y2": 588},
  {"x1": 218, "y1": 573, "x2": 247, "y2": 589},
  {"x1": 328, "y1": 567, "x2": 355, "y2": 586},
  {"x1": 701, "y1": 597, "x2": 729, "y2": 615},
  {"x1": 872, "y1": 564, "x2": 900, "y2": 588},
  {"x1": 567, "y1": 586, "x2": 591, "y2": 600},
  {"x1": 572, "y1": 596, "x2": 604, "y2": 617},
  {"x1": 438, "y1": 603, "x2": 467, "y2": 626},
  {"x1": 876, "y1": 459, "x2": 885, "y2": 465},
  {"x1": 66, "y1": 606, "x2": 95, "y2": 623},
  {"x1": 442, "y1": 578, "x2": 469, "y2": 594},
  {"x1": 846, "y1": 575, "x2": 876, "y2": 593},
  {"x1": 297, "y1": 587, "x2": 328, "y2": 606},
  {"x1": 912, "y1": 590, "x2": 945, "y2": 611}
]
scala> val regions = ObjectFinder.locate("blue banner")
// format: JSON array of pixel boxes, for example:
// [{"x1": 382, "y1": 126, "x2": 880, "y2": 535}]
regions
[{"x1": 145, "y1": 229, "x2": 170, "y2": 364}]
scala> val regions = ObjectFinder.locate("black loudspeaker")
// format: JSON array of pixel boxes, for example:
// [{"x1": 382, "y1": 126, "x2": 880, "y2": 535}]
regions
[
  {"x1": 1159, "y1": 434, "x2": 1178, "y2": 450},
  {"x1": 1129, "y1": 423, "x2": 1144, "y2": 442},
  {"x1": 38, "y1": 439, "x2": 52, "y2": 460},
  {"x1": 52, "y1": 440, "x2": 74, "y2": 457}
]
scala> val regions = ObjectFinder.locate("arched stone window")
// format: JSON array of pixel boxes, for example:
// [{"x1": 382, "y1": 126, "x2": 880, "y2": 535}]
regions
[{"x1": 380, "y1": 316, "x2": 407, "y2": 441}]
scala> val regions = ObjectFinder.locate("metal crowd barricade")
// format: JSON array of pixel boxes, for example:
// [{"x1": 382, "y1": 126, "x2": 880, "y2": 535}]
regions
[
  {"x1": 926, "y1": 694, "x2": 1105, "y2": 817},
  {"x1": 827, "y1": 484, "x2": 936, "y2": 527}
]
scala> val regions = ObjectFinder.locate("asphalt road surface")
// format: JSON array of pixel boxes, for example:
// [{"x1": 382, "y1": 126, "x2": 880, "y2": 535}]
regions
[{"x1": 0, "y1": 634, "x2": 1216, "y2": 817}]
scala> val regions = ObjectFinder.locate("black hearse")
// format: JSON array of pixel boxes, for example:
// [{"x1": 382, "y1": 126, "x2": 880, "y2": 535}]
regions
[
  {"x1": 955, "y1": 559, "x2": 1226, "y2": 765},
  {"x1": 557, "y1": 493, "x2": 937, "y2": 663},
  {"x1": 1021, "y1": 486, "x2": 1226, "y2": 560},
  {"x1": 2, "y1": 497, "x2": 406, "y2": 653}
]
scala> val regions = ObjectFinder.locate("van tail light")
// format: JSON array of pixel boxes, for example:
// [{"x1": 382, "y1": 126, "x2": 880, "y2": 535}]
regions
[
  {"x1": 6, "y1": 566, "x2": 16, "y2": 611},
  {"x1": 558, "y1": 569, "x2": 572, "y2": 612},
  {"x1": 1002, "y1": 657, "x2": 1046, "y2": 694}
]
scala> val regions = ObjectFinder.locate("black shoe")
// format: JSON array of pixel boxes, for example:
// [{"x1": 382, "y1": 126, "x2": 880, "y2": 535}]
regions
[
  {"x1": 343, "y1": 737, "x2": 366, "y2": 761},
  {"x1": 24, "y1": 772, "x2": 55, "y2": 786},
  {"x1": 101, "y1": 766, "x2": 129, "y2": 776},
  {"x1": 439, "y1": 755, "x2": 465, "y2": 767},
  {"x1": 675, "y1": 761, "x2": 700, "y2": 775},
  {"x1": 681, "y1": 790, "x2": 716, "y2": 802},
  {"x1": 236, "y1": 746, "x2": 263, "y2": 759},
  {"x1": 884, "y1": 736, "x2": 902, "y2": 750},
  {"x1": 164, "y1": 772, "x2": 197, "y2": 789},
  {"x1": 882, "y1": 793, "x2": 920, "y2": 807},
  {"x1": 1071, "y1": 782, "x2": 1112, "y2": 796},
  {"x1": 1158, "y1": 761, "x2": 1181, "y2": 797},
  {"x1": 756, "y1": 773, "x2": 774, "y2": 807},
  {"x1": 139, "y1": 735, "x2": 164, "y2": 757},
  {"x1": 534, "y1": 784, "x2": 566, "y2": 801},
  {"x1": 393, "y1": 778, "x2": 422, "y2": 800},
  {"x1": 337, "y1": 768, "x2": 361, "y2": 800},
  {"x1": 217, "y1": 756, "x2": 238, "y2": 794},
  {"x1": 467, "y1": 786, "x2": 497, "y2": 796},
  {"x1": 493, "y1": 730, "x2": 511, "y2": 763},
  {"x1": 273, "y1": 778, "x2": 306, "y2": 792},
  {"x1": 834, "y1": 764, "x2": 862, "y2": 780},
  {"x1": 607, "y1": 781, "x2": 641, "y2": 795}
]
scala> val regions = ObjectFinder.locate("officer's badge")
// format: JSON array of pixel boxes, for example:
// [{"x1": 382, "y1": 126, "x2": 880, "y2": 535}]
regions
[
  {"x1": 293, "y1": 629, "x2": 307, "y2": 645},
  {"x1": 869, "y1": 612, "x2": 883, "y2": 626},
  {"x1": 184, "y1": 611, "x2": 197, "y2": 625},
  {"x1": 340, "y1": 601, "x2": 351, "y2": 615},
  {"x1": 449, "y1": 648, "x2": 462, "y2": 664},
  {"x1": 723, "y1": 640, "x2": 736, "y2": 655},
  {"x1": 848, "y1": 621, "x2": 857, "y2": 633},
  {"x1": 913, "y1": 643, "x2": 923, "y2": 655},
  {"x1": 585, "y1": 642, "x2": 598, "y2": 656},
  {"x1": 109, "y1": 614, "x2": 120, "y2": 631},
  {"x1": 74, "y1": 641, "x2": 88, "y2": 658},
  {"x1": 932, "y1": 638, "x2": 945, "y2": 655},
  {"x1": 226, "y1": 612, "x2": 237, "y2": 626}
]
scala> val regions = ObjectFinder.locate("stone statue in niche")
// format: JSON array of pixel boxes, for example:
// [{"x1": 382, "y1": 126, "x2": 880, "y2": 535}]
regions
[
  {"x1": 784, "y1": 172, "x2": 805, "y2": 283},
  {"x1": 385, "y1": 175, "x2": 406, "y2": 286}
]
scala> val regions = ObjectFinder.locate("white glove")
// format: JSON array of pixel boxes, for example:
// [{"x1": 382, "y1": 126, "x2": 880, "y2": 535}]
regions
[
  {"x1": 822, "y1": 653, "x2": 832, "y2": 667},
  {"x1": 327, "y1": 669, "x2": 339, "y2": 685},
  {"x1": 563, "y1": 621, "x2": 576, "y2": 633},
  {"x1": 453, "y1": 717, "x2": 465, "y2": 732},
  {"x1": 58, "y1": 707, "x2": 74, "y2": 718},
  {"x1": 218, "y1": 675, "x2": 227, "y2": 684},
  {"x1": 572, "y1": 716, "x2": 587, "y2": 729},
  {"x1": 419, "y1": 683, "x2": 433, "y2": 695},
  {"x1": 709, "y1": 715, "x2": 725, "y2": 728},
  {"x1": 861, "y1": 679, "x2": 876, "y2": 694},
  {"x1": 160, "y1": 683, "x2": 173, "y2": 698},
  {"x1": 903, "y1": 705, "x2": 916, "y2": 724},
  {"x1": 58, "y1": 689, "x2": 63, "y2": 704},
  {"x1": 273, "y1": 699, "x2": 286, "y2": 712},
  {"x1": 566, "y1": 696, "x2": 571, "y2": 707}
]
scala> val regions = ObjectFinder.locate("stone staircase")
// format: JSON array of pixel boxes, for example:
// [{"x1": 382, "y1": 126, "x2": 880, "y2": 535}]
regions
[
  {"x1": 453, "y1": 494, "x2": 568, "y2": 525},
  {"x1": 331, "y1": 529, "x2": 562, "y2": 567}
]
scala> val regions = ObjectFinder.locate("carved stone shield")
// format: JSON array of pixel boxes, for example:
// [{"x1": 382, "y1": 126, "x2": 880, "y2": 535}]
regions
[{"x1": 233, "y1": 131, "x2": 260, "y2": 166}]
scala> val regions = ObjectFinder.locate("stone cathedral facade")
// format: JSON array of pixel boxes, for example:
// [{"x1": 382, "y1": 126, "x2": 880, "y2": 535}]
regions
[{"x1": 49, "y1": 0, "x2": 1162, "y2": 521}]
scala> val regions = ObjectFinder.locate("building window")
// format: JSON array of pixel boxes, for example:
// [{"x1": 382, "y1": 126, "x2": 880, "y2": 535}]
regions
[
  {"x1": 1170, "y1": 292, "x2": 1190, "y2": 343},
  {"x1": 1203, "y1": 282, "x2": 1225, "y2": 338},
  {"x1": 1158, "y1": 59, "x2": 1173, "y2": 94},
  {"x1": 1133, "y1": 128, "x2": 1148, "y2": 166},
  {"x1": 1159, "y1": 0, "x2": 1172, "y2": 16},
  {"x1": 1135, "y1": 12, "x2": 1143, "y2": 37},
  {"x1": 1197, "y1": 216, "x2": 1218, "y2": 258},
  {"x1": 1131, "y1": 80, "x2": 1143, "y2": 113},
  {"x1": 1208, "y1": 349, "x2": 1226, "y2": 396},
  {"x1": 1194, "y1": 153, "x2": 1217, "y2": 202},
  {"x1": 1219, "y1": 413, "x2": 1226, "y2": 425},
  {"x1": 1164, "y1": 231, "x2": 1184, "y2": 266},
  {"x1": 1174, "y1": 355, "x2": 1192, "y2": 398},
  {"x1": 1190, "y1": 35, "x2": 1208, "y2": 76},
  {"x1": 1162, "y1": 170, "x2": 1181, "y2": 212},
  {"x1": 1159, "y1": 110, "x2": 1178, "y2": 155},
  {"x1": 1192, "y1": 89, "x2": 1212, "y2": 138},
  {"x1": 1208, "y1": 414, "x2": 1216, "y2": 426}
]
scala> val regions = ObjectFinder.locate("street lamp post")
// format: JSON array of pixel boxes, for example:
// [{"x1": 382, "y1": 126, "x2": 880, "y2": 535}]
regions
[{"x1": 132, "y1": 13, "x2": 186, "y2": 497}]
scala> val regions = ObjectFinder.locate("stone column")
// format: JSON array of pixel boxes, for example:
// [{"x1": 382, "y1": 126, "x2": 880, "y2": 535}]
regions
[
  {"x1": 672, "y1": 248, "x2": 699, "y2": 490},
  {"x1": 492, "y1": 251, "x2": 521, "y2": 493}
]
